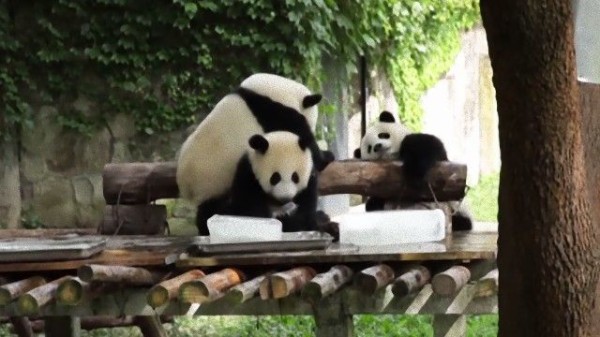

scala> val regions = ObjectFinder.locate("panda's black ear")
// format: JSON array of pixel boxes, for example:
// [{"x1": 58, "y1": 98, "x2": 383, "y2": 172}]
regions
[
  {"x1": 379, "y1": 111, "x2": 396, "y2": 123},
  {"x1": 249, "y1": 134, "x2": 269, "y2": 154},
  {"x1": 353, "y1": 148, "x2": 361, "y2": 159},
  {"x1": 302, "y1": 94, "x2": 322, "y2": 108}
]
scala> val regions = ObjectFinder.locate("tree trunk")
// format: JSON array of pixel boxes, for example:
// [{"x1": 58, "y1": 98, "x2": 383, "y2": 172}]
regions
[{"x1": 480, "y1": 1, "x2": 600, "y2": 337}]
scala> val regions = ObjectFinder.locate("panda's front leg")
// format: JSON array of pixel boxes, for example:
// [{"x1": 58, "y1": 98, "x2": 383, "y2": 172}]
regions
[{"x1": 279, "y1": 172, "x2": 319, "y2": 232}]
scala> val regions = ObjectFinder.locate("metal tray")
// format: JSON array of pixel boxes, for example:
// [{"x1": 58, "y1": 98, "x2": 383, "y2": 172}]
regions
[
  {"x1": 0, "y1": 235, "x2": 107, "y2": 262},
  {"x1": 187, "y1": 231, "x2": 334, "y2": 255}
]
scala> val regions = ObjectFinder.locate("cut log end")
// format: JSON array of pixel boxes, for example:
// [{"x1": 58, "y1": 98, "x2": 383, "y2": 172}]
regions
[
  {"x1": 17, "y1": 294, "x2": 38, "y2": 315},
  {"x1": 147, "y1": 286, "x2": 169, "y2": 309},
  {"x1": 56, "y1": 279, "x2": 86, "y2": 305},
  {"x1": 431, "y1": 265, "x2": 471, "y2": 296}
]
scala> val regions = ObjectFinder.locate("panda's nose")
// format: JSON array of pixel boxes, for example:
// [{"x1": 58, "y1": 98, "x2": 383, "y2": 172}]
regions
[{"x1": 373, "y1": 143, "x2": 383, "y2": 152}]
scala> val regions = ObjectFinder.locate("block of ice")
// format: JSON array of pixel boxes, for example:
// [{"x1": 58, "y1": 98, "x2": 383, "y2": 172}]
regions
[
  {"x1": 207, "y1": 214, "x2": 283, "y2": 243},
  {"x1": 335, "y1": 209, "x2": 446, "y2": 246}
]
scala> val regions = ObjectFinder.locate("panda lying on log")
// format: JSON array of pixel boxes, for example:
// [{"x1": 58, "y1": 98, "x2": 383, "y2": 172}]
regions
[{"x1": 354, "y1": 111, "x2": 473, "y2": 232}]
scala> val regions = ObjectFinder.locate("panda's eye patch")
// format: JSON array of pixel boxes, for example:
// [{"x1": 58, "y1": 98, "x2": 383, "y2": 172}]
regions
[
  {"x1": 367, "y1": 145, "x2": 372, "y2": 153},
  {"x1": 292, "y1": 172, "x2": 299, "y2": 183},
  {"x1": 270, "y1": 172, "x2": 281, "y2": 186},
  {"x1": 378, "y1": 132, "x2": 390, "y2": 139}
]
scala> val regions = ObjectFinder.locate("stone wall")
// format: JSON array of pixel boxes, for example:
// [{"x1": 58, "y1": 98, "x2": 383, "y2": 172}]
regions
[{"x1": 15, "y1": 96, "x2": 187, "y2": 229}]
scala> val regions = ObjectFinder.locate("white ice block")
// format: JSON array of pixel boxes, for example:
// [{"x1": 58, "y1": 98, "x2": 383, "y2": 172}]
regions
[
  {"x1": 335, "y1": 209, "x2": 446, "y2": 246},
  {"x1": 207, "y1": 214, "x2": 283, "y2": 243}
]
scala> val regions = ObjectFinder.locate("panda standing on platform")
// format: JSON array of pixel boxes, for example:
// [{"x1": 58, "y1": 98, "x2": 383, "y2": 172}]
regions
[
  {"x1": 353, "y1": 111, "x2": 473, "y2": 231},
  {"x1": 176, "y1": 73, "x2": 335, "y2": 235},
  {"x1": 223, "y1": 131, "x2": 320, "y2": 232}
]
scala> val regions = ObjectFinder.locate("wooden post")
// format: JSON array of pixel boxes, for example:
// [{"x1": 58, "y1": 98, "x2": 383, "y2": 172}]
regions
[
  {"x1": 44, "y1": 316, "x2": 81, "y2": 337},
  {"x1": 314, "y1": 297, "x2": 354, "y2": 337},
  {"x1": 134, "y1": 316, "x2": 168, "y2": 337},
  {"x1": 9, "y1": 317, "x2": 34, "y2": 337},
  {"x1": 433, "y1": 314, "x2": 467, "y2": 337}
]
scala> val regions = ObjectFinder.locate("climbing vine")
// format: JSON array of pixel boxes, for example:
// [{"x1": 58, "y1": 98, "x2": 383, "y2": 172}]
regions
[{"x1": 0, "y1": 0, "x2": 479, "y2": 140}]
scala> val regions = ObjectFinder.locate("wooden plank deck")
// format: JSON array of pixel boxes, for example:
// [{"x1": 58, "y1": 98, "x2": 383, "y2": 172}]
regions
[{"x1": 176, "y1": 231, "x2": 498, "y2": 267}]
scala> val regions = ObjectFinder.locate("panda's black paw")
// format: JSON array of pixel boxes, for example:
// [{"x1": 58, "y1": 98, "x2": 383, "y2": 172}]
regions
[{"x1": 451, "y1": 214, "x2": 473, "y2": 231}]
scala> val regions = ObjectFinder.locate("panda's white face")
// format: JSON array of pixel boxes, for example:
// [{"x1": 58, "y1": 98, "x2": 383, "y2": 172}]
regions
[
  {"x1": 240, "y1": 73, "x2": 320, "y2": 132},
  {"x1": 248, "y1": 132, "x2": 313, "y2": 204},
  {"x1": 358, "y1": 111, "x2": 412, "y2": 160}
]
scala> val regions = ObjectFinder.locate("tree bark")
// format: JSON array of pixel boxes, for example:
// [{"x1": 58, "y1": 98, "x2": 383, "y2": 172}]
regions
[{"x1": 480, "y1": 1, "x2": 600, "y2": 337}]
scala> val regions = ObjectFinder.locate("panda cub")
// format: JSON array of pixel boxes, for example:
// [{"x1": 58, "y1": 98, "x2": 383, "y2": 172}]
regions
[
  {"x1": 354, "y1": 111, "x2": 473, "y2": 231},
  {"x1": 353, "y1": 111, "x2": 411, "y2": 160},
  {"x1": 176, "y1": 73, "x2": 334, "y2": 235},
  {"x1": 225, "y1": 131, "x2": 320, "y2": 232}
]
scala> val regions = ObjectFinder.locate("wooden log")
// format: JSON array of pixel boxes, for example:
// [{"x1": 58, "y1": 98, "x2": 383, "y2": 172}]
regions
[
  {"x1": 147, "y1": 269, "x2": 206, "y2": 308},
  {"x1": 56, "y1": 277, "x2": 90, "y2": 306},
  {"x1": 17, "y1": 276, "x2": 71, "y2": 315},
  {"x1": 100, "y1": 205, "x2": 167, "y2": 235},
  {"x1": 259, "y1": 275, "x2": 272, "y2": 300},
  {"x1": 270, "y1": 266, "x2": 317, "y2": 299},
  {"x1": 474, "y1": 269, "x2": 499, "y2": 298},
  {"x1": 431, "y1": 265, "x2": 471, "y2": 296},
  {"x1": 102, "y1": 160, "x2": 467, "y2": 204},
  {"x1": 0, "y1": 276, "x2": 46, "y2": 306},
  {"x1": 354, "y1": 264, "x2": 395, "y2": 295},
  {"x1": 391, "y1": 264, "x2": 431, "y2": 297},
  {"x1": 9, "y1": 317, "x2": 34, "y2": 337},
  {"x1": 431, "y1": 260, "x2": 496, "y2": 296},
  {"x1": 134, "y1": 316, "x2": 168, "y2": 337},
  {"x1": 179, "y1": 268, "x2": 245, "y2": 304},
  {"x1": 224, "y1": 271, "x2": 274, "y2": 304},
  {"x1": 302, "y1": 265, "x2": 354, "y2": 302},
  {"x1": 78, "y1": 264, "x2": 164, "y2": 285},
  {"x1": 102, "y1": 162, "x2": 179, "y2": 205}
]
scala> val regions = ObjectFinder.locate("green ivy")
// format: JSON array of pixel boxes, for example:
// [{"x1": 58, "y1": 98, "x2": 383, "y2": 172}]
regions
[{"x1": 0, "y1": 0, "x2": 479, "y2": 140}]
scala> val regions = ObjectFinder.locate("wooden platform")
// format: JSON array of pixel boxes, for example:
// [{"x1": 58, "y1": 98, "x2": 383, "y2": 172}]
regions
[
  {"x1": 0, "y1": 232, "x2": 497, "y2": 272},
  {"x1": 176, "y1": 231, "x2": 498, "y2": 267}
]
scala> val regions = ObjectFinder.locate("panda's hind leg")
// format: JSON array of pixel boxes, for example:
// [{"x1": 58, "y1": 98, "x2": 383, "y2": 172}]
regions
[
  {"x1": 365, "y1": 197, "x2": 386, "y2": 211},
  {"x1": 195, "y1": 196, "x2": 229, "y2": 236}
]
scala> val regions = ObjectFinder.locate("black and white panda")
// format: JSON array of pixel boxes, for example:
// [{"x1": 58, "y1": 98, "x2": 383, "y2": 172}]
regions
[
  {"x1": 223, "y1": 131, "x2": 320, "y2": 232},
  {"x1": 353, "y1": 111, "x2": 412, "y2": 211},
  {"x1": 176, "y1": 73, "x2": 334, "y2": 235},
  {"x1": 353, "y1": 111, "x2": 473, "y2": 231},
  {"x1": 353, "y1": 111, "x2": 411, "y2": 160}
]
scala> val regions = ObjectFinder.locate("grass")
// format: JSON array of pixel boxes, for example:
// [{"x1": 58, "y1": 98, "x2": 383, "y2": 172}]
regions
[{"x1": 3, "y1": 315, "x2": 492, "y2": 337}]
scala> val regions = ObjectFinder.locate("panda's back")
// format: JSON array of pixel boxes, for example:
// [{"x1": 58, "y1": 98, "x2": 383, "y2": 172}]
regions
[{"x1": 176, "y1": 94, "x2": 263, "y2": 204}]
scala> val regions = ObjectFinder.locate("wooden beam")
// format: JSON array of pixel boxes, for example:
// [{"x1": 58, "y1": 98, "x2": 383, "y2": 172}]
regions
[
  {"x1": 433, "y1": 314, "x2": 466, "y2": 337},
  {"x1": 302, "y1": 265, "x2": 353, "y2": 303},
  {"x1": 17, "y1": 276, "x2": 72, "y2": 315},
  {"x1": 0, "y1": 277, "x2": 46, "y2": 306},
  {"x1": 102, "y1": 160, "x2": 467, "y2": 204}
]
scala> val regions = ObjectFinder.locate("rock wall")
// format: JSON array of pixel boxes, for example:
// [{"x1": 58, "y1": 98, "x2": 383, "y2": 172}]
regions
[{"x1": 16, "y1": 96, "x2": 187, "y2": 229}]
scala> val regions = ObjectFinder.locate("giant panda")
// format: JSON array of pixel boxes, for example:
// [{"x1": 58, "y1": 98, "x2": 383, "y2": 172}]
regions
[
  {"x1": 353, "y1": 111, "x2": 473, "y2": 231},
  {"x1": 222, "y1": 131, "x2": 321, "y2": 232},
  {"x1": 176, "y1": 73, "x2": 334, "y2": 235},
  {"x1": 353, "y1": 111, "x2": 411, "y2": 160},
  {"x1": 353, "y1": 111, "x2": 412, "y2": 211}
]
